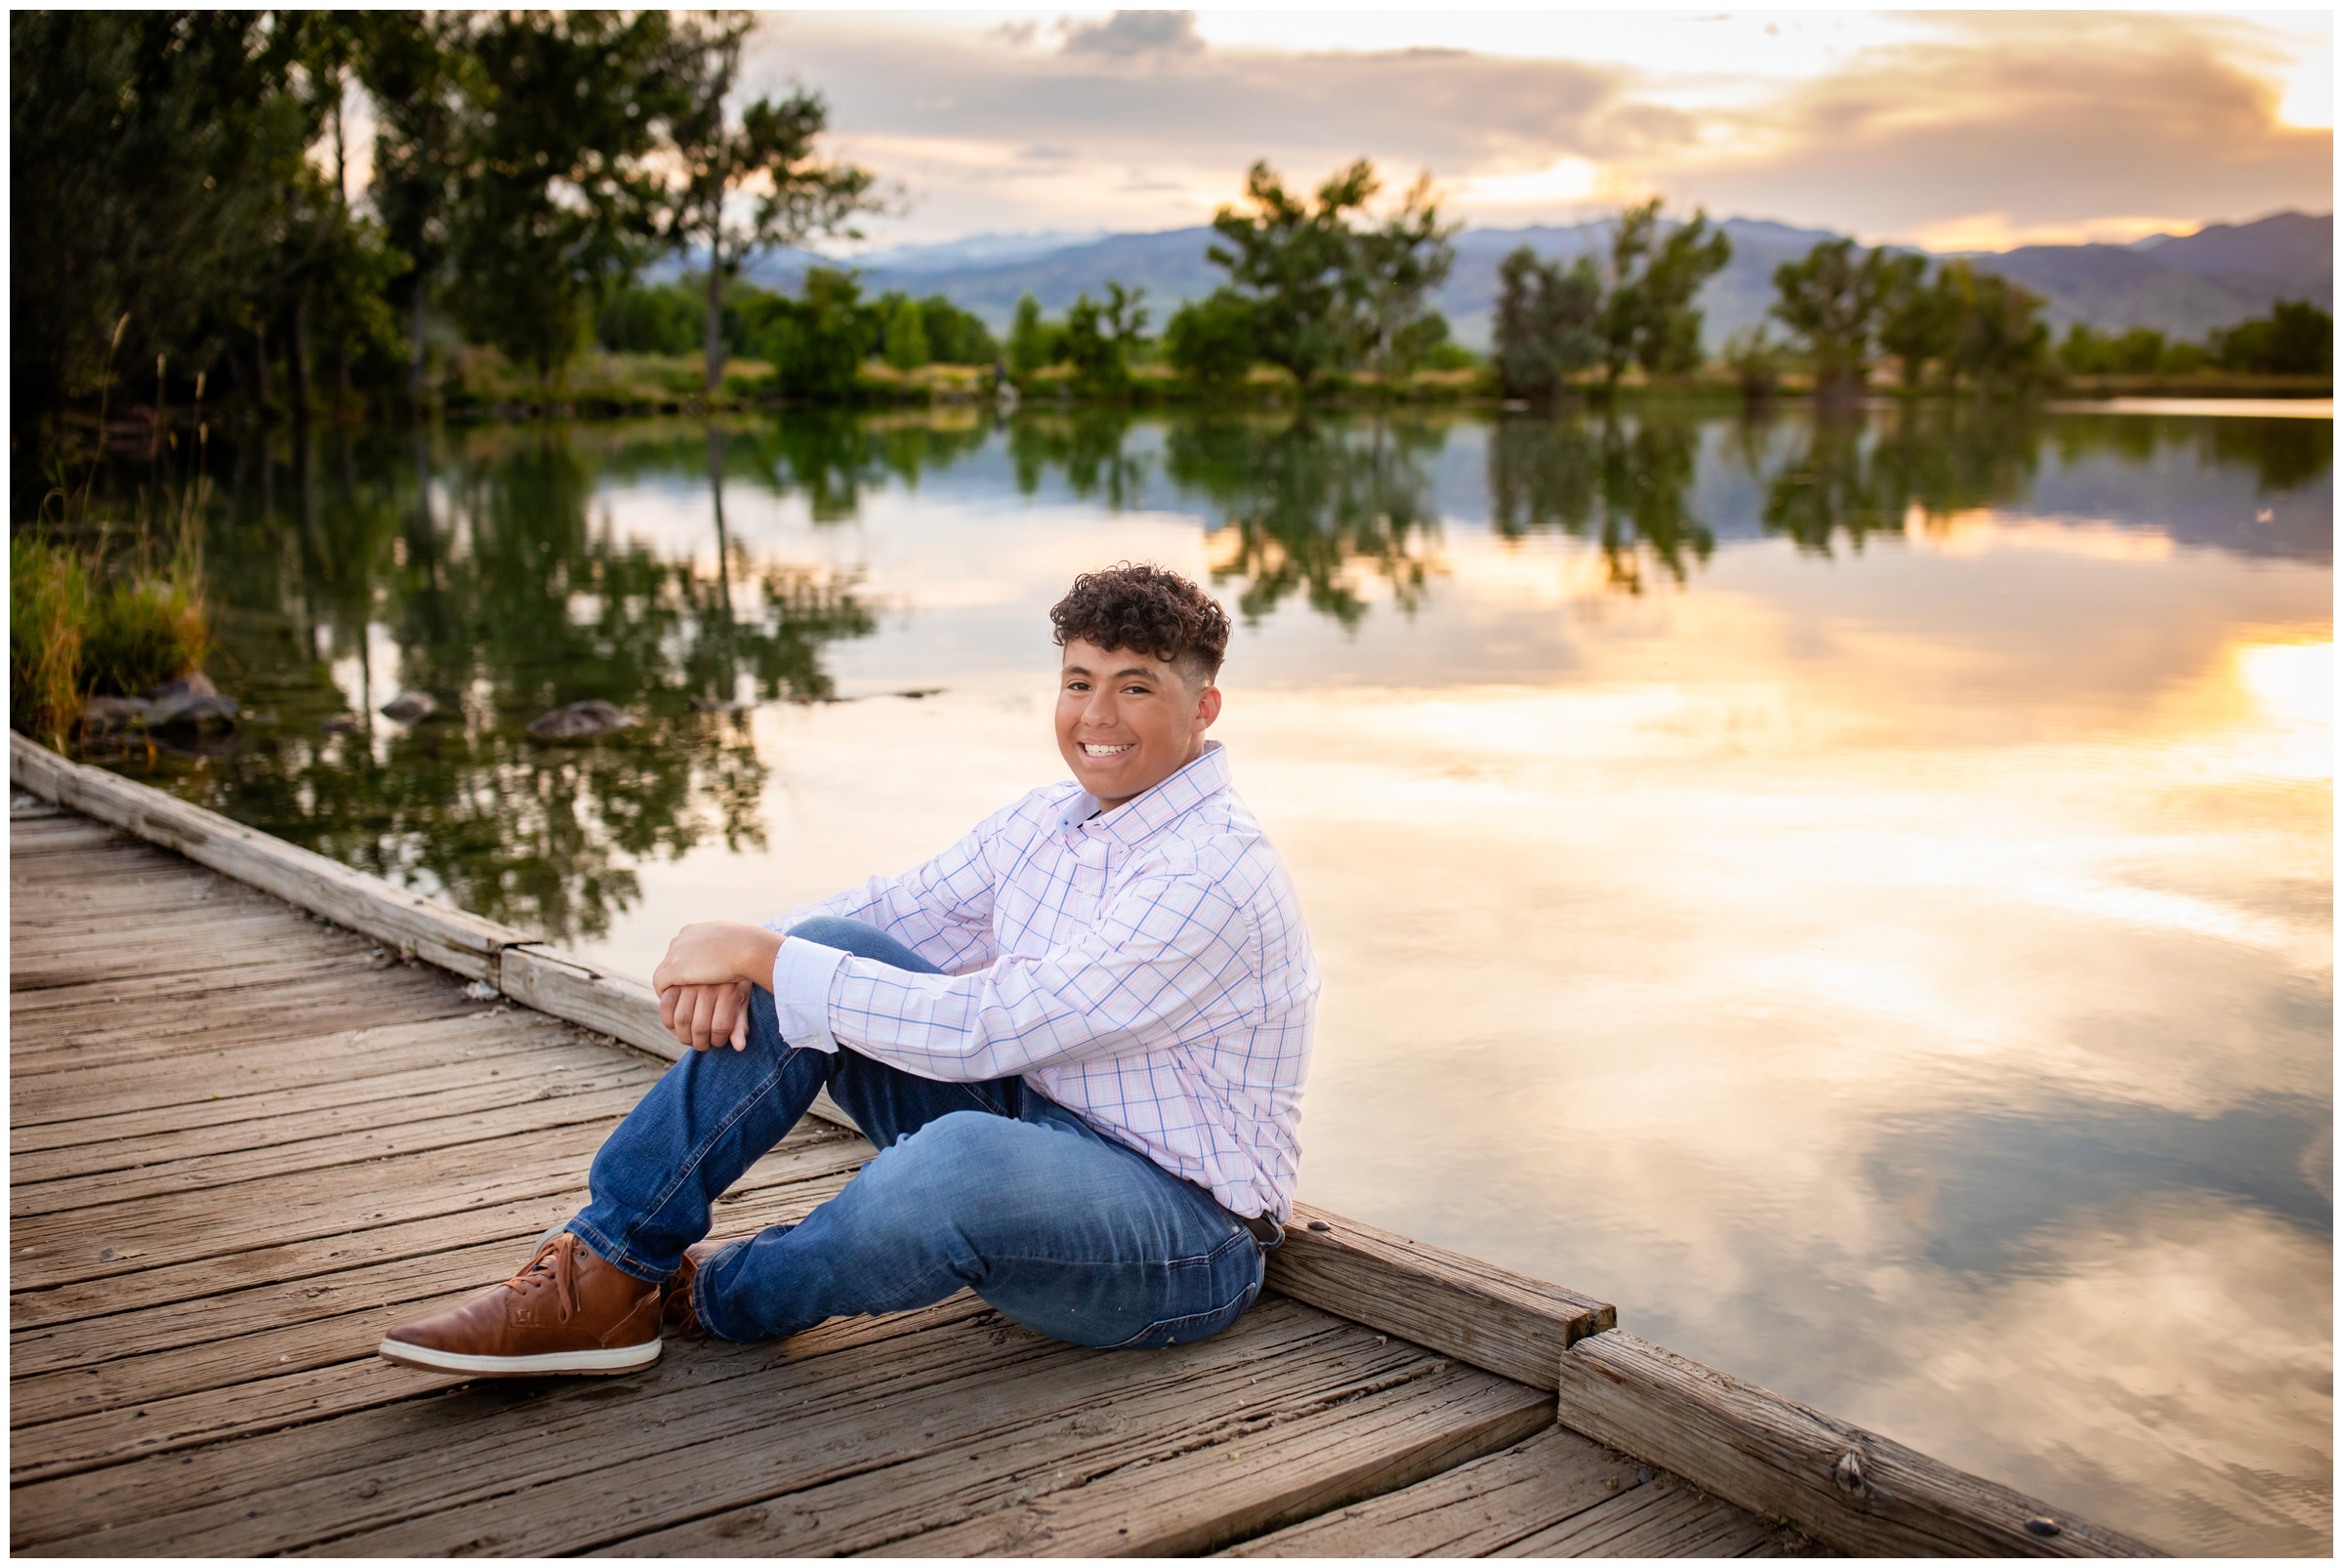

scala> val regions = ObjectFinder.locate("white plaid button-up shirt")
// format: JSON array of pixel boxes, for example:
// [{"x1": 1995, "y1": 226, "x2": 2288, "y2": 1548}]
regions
[{"x1": 765, "y1": 742, "x2": 1319, "y2": 1219}]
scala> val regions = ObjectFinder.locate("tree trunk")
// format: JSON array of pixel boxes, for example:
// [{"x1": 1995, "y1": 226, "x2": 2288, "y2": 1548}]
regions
[
  {"x1": 704, "y1": 248, "x2": 725, "y2": 395},
  {"x1": 336, "y1": 336, "x2": 352, "y2": 419},
  {"x1": 288, "y1": 301, "x2": 311, "y2": 421},
  {"x1": 409, "y1": 288, "x2": 429, "y2": 405},
  {"x1": 254, "y1": 323, "x2": 273, "y2": 412}
]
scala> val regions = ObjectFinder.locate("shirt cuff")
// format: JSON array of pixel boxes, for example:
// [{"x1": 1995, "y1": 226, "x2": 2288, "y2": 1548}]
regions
[{"x1": 770, "y1": 937, "x2": 846, "y2": 1053}]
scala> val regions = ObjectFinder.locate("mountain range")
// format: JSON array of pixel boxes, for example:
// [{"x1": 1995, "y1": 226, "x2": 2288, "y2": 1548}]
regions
[{"x1": 724, "y1": 210, "x2": 2331, "y2": 352}]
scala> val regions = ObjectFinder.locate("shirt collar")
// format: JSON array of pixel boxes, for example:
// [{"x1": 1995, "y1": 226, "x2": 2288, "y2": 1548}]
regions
[{"x1": 1055, "y1": 740, "x2": 1230, "y2": 841}]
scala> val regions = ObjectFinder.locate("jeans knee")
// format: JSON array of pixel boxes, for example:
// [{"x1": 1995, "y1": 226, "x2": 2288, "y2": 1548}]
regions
[
  {"x1": 861, "y1": 1111, "x2": 1023, "y2": 1210},
  {"x1": 785, "y1": 917, "x2": 937, "y2": 973}
]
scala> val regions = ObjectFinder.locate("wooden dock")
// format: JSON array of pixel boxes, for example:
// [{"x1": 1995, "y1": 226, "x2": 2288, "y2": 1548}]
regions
[{"x1": 8, "y1": 735, "x2": 2158, "y2": 1556}]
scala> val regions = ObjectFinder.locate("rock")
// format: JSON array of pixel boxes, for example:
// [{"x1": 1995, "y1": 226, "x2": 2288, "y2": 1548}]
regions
[
  {"x1": 140, "y1": 672, "x2": 219, "y2": 701},
  {"x1": 144, "y1": 690, "x2": 240, "y2": 730},
  {"x1": 80, "y1": 695, "x2": 152, "y2": 733},
  {"x1": 894, "y1": 687, "x2": 943, "y2": 700},
  {"x1": 319, "y1": 715, "x2": 359, "y2": 734},
  {"x1": 526, "y1": 699, "x2": 638, "y2": 740},
  {"x1": 380, "y1": 691, "x2": 435, "y2": 722},
  {"x1": 688, "y1": 697, "x2": 751, "y2": 714}
]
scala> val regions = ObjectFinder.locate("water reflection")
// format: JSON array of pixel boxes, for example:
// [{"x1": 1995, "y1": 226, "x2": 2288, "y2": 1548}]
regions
[
  {"x1": 182, "y1": 424, "x2": 876, "y2": 940},
  {"x1": 1167, "y1": 417, "x2": 1445, "y2": 625},
  {"x1": 1868, "y1": 1091, "x2": 2332, "y2": 1276},
  {"x1": 1490, "y1": 414, "x2": 1714, "y2": 591}
]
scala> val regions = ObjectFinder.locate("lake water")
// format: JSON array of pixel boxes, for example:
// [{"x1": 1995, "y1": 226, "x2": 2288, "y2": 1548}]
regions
[{"x1": 97, "y1": 401, "x2": 2331, "y2": 1554}]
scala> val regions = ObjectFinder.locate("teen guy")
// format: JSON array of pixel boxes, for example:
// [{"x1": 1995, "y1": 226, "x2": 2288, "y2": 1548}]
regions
[{"x1": 380, "y1": 563, "x2": 1319, "y2": 1375}]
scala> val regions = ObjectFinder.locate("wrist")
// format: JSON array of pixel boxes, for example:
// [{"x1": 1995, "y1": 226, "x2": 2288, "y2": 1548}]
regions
[{"x1": 735, "y1": 924, "x2": 784, "y2": 988}]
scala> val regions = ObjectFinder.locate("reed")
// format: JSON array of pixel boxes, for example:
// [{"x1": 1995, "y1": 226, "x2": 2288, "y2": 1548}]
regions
[{"x1": 8, "y1": 535, "x2": 92, "y2": 748}]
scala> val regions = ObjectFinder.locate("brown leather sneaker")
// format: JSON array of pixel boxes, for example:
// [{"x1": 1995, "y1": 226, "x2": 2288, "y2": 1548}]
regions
[
  {"x1": 662, "y1": 1238, "x2": 730, "y2": 1341},
  {"x1": 378, "y1": 1231, "x2": 663, "y2": 1377}
]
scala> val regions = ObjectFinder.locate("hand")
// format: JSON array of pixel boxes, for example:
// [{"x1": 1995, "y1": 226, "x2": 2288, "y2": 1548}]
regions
[
  {"x1": 661, "y1": 980, "x2": 753, "y2": 1052},
  {"x1": 651, "y1": 922, "x2": 784, "y2": 1052}
]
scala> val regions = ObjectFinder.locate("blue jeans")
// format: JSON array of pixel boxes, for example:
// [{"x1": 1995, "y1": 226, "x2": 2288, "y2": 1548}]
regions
[{"x1": 567, "y1": 918, "x2": 1267, "y2": 1349}]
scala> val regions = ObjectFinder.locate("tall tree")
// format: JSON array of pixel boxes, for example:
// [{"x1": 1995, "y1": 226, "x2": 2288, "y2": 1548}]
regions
[
  {"x1": 362, "y1": 12, "x2": 481, "y2": 403},
  {"x1": 1596, "y1": 199, "x2": 1731, "y2": 389},
  {"x1": 10, "y1": 12, "x2": 312, "y2": 442},
  {"x1": 1207, "y1": 158, "x2": 1379, "y2": 394},
  {"x1": 661, "y1": 16, "x2": 882, "y2": 392},
  {"x1": 1874, "y1": 253, "x2": 1952, "y2": 389},
  {"x1": 1007, "y1": 293, "x2": 1056, "y2": 375},
  {"x1": 1770, "y1": 237, "x2": 1903, "y2": 400},
  {"x1": 1061, "y1": 281, "x2": 1148, "y2": 395},
  {"x1": 1941, "y1": 264, "x2": 2050, "y2": 390},
  {"x1": 1493, "y1": 245, "x2": 1601, "y2": 400},
  {"x1": 448, "y1": 11, "x2": 684, "y2": 389},
  {"x1": 1351, "y1": 172, "x2": 1459, "y2": 386}
]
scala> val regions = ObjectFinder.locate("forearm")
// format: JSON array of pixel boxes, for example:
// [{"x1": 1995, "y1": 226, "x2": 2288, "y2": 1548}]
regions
[{"x1": 652, "y1": 921, "x2": 784, "y2": 994}]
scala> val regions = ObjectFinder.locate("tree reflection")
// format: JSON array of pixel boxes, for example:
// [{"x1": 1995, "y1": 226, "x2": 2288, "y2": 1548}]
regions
[
  {"x1": 1489, "y1": 413, "x2": 1714, "y2": 593},
  {"x1": 1165, "y1": 416, "x2": 1445, "y2": 627},
  {"x1": 121, "y1": 421, "x2": 875, "y2": 943},
  {"x1": 1760, "y1": 402, "x2": 2043, "y2": 557},
  {"x1": 1007, "y1": 409, "x2": 1148, "y2": 509}
]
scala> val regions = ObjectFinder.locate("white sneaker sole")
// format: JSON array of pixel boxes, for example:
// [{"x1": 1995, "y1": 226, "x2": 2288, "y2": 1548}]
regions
[{"x1": 376, "y1": 1337, "x2": 662, "y2": 1378}]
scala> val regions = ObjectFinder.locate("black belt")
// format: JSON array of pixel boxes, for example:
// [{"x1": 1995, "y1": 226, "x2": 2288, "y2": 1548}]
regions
[
  {"x1": 1187, "y1": 1176, "x2": 1282, "y2": 1249},
  {"x1": 1238, "y1": 1211, "x2": 1284, "y2": 1249}
]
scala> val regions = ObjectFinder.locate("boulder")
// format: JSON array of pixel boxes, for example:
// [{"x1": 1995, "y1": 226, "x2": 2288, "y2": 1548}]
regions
[
  {"x1": 144, "y1": 690, "x2": 240, "y2": 730},
  {"x1": 380, "y1": 690, "x2": 436, "y2": 722},
  {"x1": 141, "y1": 673, "x2": 219, "y2": 701},
  {"x1": 526, "y1": 699, "x2": 638, "y2": 740},
  {"x1": 79, "y1": 695, "x2": 151, "y2": 733}
]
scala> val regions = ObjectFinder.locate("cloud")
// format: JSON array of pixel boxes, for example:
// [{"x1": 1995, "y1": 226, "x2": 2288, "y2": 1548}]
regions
[
  {"x1": 1061, "y1": 11, "x2": 1205, "y2": 60},
  {"x1": 1633, "y1": 13, "x2": 2333, "y2": 244},
  {"x1": 744, "y1": 12, "x2": 2330, "y2": 249}
]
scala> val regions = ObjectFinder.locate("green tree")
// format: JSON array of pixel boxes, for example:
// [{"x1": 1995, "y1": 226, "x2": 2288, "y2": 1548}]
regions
[
  {"x1": 1061, "y1": 281, "x2": 1148, "y2": 395},
  {"x1": 1164, "y1": 290, "x2": 1257, "y2": 391},
  {"x1": 882, "y1": 294, "x2": 930, "y2": 370},
  {"x1": 447, "y1": 11, "x2": 685, "y2": 389},
  {"x1": 918, "y1": 296, "x2": 999, "y2": 364},
  {"x1": 1007, "y1": 293, "x2": 1059, "y2": 376},
  {"x1": 596, "y1": 281, "x2": 704, "y2": 354},
  {"x1": 361, "y1": 12, "x2": 482, "y2": 403},
  {"x1": 661, "y1": 17, "x2": 881, "y2": 393},
  {"x1": 1941, "y1": 264, "x2": 2050, "y2": 391},
  {"x1": 1770, "y1": 237, "x2": 1908, "y2": 400},
  {"x1": 1493, "y1": 245, "x2": 1602, "y2": 399},
  {"x1": 1352, "y1": 172, "x2": 1459, "y2": 385},
  {"x1": 754, "y1": 268, "x2": 879, "y2": 399},
  {"x1": 1877, "y1": 259, "x2": 1961, "y2": 389},
  {"x1": 10, "y1": 12, "x2": 313, "y2": 440},
  {"x1": 2214, "y1": 300, "x2": 2333, "y2": 375},
  {"x1": 1597, "y1": 199, "x2": 1730, "y2": 389},
  {"x1": 1206, "y1": 158, "x2": 1380, "y2": 393}
]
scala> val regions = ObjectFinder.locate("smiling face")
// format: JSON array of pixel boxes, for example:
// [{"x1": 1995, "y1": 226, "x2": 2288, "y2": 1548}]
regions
[{"x1": 1055, "y1": 639, "x2": 1222, "y2": 811}]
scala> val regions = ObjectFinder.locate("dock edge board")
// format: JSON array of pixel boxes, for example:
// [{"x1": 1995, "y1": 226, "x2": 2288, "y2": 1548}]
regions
[{"x1": 9, "y1": 731, "x2": 2161, "y2": 1557}]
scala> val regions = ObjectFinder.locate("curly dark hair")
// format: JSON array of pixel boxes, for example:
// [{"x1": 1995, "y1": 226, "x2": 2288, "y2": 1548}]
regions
[{"x1": 1049, "y1": 562, "x2": 1232, "y2": 686}]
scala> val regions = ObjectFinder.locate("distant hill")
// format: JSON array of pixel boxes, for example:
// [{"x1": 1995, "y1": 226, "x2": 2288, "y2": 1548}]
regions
[{"x1": 730, "y1": 210, "x2": 2331, "y2": 352}]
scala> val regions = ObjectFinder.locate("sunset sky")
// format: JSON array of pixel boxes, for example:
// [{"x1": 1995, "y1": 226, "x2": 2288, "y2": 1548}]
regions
[{"x1": 739, "y1": 8, "x2": 2334, "y2": 252}]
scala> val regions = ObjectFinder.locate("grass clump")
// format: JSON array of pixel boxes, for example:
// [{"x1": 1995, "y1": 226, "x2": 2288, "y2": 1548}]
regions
[
  {"x1": 9, "y1": 532, "x2": 212, "y2": 747},
  {"x1": 9, "y1": 536, "x2": 91, "y2": 748}
]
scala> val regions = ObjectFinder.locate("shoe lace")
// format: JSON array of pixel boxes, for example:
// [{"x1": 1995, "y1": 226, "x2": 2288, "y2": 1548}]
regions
[{"x1": 503, "y1": 1233, "x2": 580, "y2": 1323}]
